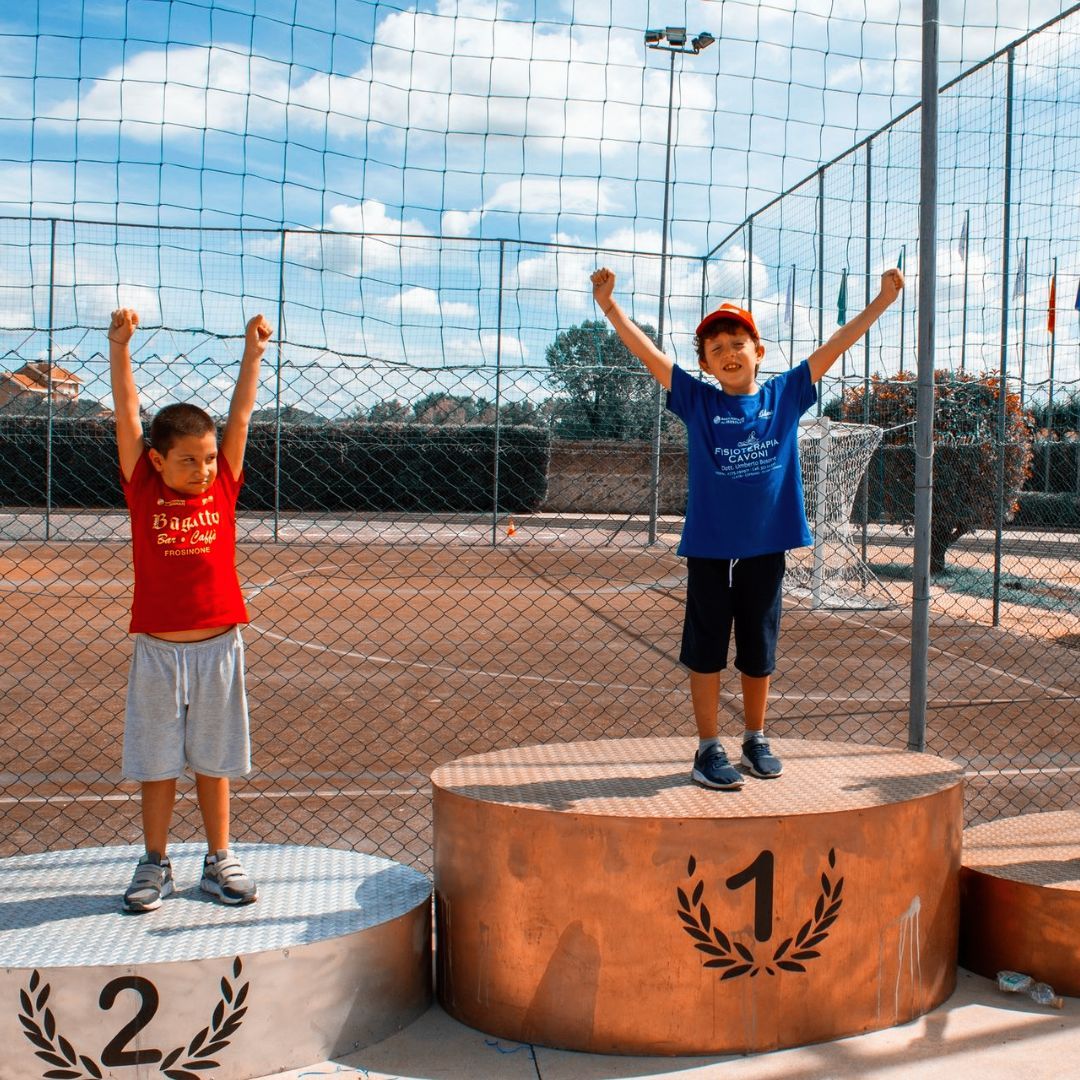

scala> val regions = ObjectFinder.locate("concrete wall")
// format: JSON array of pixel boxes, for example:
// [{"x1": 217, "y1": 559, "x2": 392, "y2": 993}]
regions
[{"x1": 542, "y1": 439, "x2": 688, "y2": 514}]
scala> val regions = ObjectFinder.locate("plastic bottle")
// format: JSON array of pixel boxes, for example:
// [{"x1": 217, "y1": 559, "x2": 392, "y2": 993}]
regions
[
  {"x1": 996, "y1": 970, "x2": 1064, "y2": 1008},
  {"x1": 1027, "y1": 982, "x2": 1065, "y2": 1009},
  {"x1": 996, "y1": 970, "x2": 1034, "y2": 994}
]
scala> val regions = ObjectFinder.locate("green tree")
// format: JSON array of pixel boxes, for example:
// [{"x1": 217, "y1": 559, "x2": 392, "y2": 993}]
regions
[
  {"x1": 545, "y1": 319, "x2": 665, "y2": 440},
  {"x1": 840, "y1": 370, "x2": 1033, "y2": 572},
  {"x1": 365, "y1": 398, "x2": 410, "y2": 423},
  {"x1": 412, "y1": 392, "x2": 493, "y2": 425}
]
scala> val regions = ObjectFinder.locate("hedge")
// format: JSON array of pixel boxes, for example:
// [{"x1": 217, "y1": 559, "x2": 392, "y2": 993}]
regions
[
  {"x1": 0, "y1": 417, "x2": 550, "y2": 514},
  {"x1": 1012, "y1": 492, "x2": 1080, "y2": 529}
]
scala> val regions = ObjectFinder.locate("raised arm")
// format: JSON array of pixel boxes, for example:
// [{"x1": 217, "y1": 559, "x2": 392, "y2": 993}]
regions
[
  {"x1": 108, "y1": 308, "x2": 144, "y2": 482},
  {"x1": 591, "y1": 267, "x2": 674, "y2": 390},
  {"x1": 220, "y1": 314, "x2": 272, "y2": 476},
  {"x1": 807, "y1": 268, "x2": 905, "y2": 384}
]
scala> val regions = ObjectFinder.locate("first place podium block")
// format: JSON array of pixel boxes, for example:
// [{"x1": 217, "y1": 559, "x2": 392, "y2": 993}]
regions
[
  {"x1": 0, "y1": 843, "x2": 432, "y2": 1080},
  {"x1": 433, "y1": 737, "x2": 963, "y2": 1056}
]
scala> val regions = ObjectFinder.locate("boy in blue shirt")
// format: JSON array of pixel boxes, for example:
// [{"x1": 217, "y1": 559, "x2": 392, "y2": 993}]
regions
[{"x1": 590, "y1": 266, "x2": 903, "y2": 789}]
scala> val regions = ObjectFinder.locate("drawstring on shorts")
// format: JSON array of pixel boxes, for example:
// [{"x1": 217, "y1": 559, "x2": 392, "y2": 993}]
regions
[
  {"x1": 173, "y1": 647, "x2": 190, "y2": 718},
  {"x1": 728, "y1": 558, "x2": 739, "y2": 588}
]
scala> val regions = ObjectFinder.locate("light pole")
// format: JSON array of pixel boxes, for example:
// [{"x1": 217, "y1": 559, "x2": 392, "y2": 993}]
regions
[{"x1": 644, "y1": 27, "x2": 714, "y2": 543}]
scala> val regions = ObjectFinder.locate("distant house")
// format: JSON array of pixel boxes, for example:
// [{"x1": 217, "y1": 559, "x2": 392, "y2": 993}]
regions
[{"x1": 0, "y1": 362, "x2": 82, "y2": 409}]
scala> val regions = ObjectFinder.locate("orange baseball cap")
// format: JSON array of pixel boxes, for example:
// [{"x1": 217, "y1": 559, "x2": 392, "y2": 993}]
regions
[{"x1": 695, "y1": 303, "x2": 760, "y2": 340}]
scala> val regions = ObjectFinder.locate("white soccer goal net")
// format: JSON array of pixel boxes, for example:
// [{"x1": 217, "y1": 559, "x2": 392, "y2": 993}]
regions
[{"x1": 786, "y1": 416, "x2": 895, "y2": 610}]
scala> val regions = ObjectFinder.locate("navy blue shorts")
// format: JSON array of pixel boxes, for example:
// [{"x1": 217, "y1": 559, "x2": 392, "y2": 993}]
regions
[{"x1": 679, "y1": 552, "x2": 786, "y2": 677}]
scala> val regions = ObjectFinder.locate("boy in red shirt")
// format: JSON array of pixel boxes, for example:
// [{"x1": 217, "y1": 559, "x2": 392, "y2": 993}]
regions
[{"x1": 108, "y1": 307, "x2": 271, "y2": 912}]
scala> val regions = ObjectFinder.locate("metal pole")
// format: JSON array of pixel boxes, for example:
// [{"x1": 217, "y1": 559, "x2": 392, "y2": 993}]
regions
[
  {"x1": 492, "y1": 240, "x2": 505, "y2": 547},
  {"x1": 960, "y1": 209, "x2": 970, "y2": 373},
  {"x1": 909, "y1": 0, "x2": 939, "y2": 754},
  {"x1": 647, "y1": 48, "x2": 677, "y2": 546},
  {"x1": 788, "y1": 264, "x2": 795, "y2": 370},
  {"x1": 1046, "y1": 256, "x2": 1057, "y2": 492},
  {"x1": 45, "y1": 218, "x2": 56, "y2": 542},
  {"x1": 817, "y1": 168, "x2": 825, "y2": 415},
  {"x1": 899, "y1": 244, "x2": 907, "y2": 373},
  {"x1": 1019, "y1": 236, "x2": 1028, "y2": 408},
  {"x1": 862, "y1": 141, "x2": 872, "y2": 563},
  {"x1": 273, "y1": 229, "x2": 287, "y2": 542},
  {"x1": 747, "y1": 217, "x2": 753, "y2": 307},
  {"x1": 992, "y1": 49, "x2": 1015, "y2": 629}
]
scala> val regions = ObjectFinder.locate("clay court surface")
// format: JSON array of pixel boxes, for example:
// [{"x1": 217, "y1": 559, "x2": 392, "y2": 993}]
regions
[{"x1": 1, "y1": 512, "x2": 1078, "y2": 870}]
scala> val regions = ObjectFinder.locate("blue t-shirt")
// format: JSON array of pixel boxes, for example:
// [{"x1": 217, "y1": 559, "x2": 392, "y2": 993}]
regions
[{"x1": 666, "y1": 361, "x2": 818, "y2": 559}]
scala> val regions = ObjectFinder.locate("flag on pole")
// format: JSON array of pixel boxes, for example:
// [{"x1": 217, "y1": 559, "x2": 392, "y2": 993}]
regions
[
  {"x1": 897, "y1": 247, "x2": 905, "y2": 272},
  {"x1": 1013, "y1": 247, "x2": 1026, "y2": 301},
  {"x1": 1074, "y1": 278, "x2": 1080, "y2": 311},
  {"x1": 958, "y1": 213, "x2": 969, "y2": 261},
  {"x1": 783, "y1": 266, "x2": 794, "y2": 329},
  {"x1": 1048, "y1": 274, "x2": 1057, "y2": 335},
  {"x1": 837, "y1": 268, "x2": 848, "y2": 326}
]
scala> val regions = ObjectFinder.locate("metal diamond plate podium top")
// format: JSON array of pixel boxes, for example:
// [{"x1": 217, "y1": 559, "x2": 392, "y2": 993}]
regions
[
  {"x1": 0, "y1": 842, "x2": 431, "y2": 968},
  {"x1": 430, "y1": 736, "x2": 964, "y2": 818},
  {"x1": 964, "y1": 809, "x2": 1080, "y2": 890}
]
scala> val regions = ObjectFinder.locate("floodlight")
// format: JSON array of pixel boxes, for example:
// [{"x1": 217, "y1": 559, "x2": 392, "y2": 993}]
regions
[
  {"x1": 665, "y1": 26, "x2": 687, "y2": 46},
  {"x1": 692, "y1": 31, "x2": 715, "y2": 52},
  {"x1": 644, "y1": 28, "x2": 663, "y2": 44}
]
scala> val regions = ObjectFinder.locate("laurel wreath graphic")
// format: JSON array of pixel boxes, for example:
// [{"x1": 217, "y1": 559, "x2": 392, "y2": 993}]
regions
[
  {"x1": 677, "y1": 850, "x2": 844, "y2": 979},
  {"x1": 17, "y1": 957, "x2": 249, "y2": 1079}
]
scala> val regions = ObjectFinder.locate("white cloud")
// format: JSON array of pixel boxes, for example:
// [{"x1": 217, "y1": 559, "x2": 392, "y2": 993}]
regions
[
  {"x1": 326, "y1": 201, "x2": 430, "y2": 236},
  {"x1": 442, "y1": 209, "x2": 481, "y2": 237},
  {"x1": 484, "y1": 177, "x2": 610, "y2": 215},
  {"x1": 395, "y1": 286, "x2": 475, "y2": 319}
]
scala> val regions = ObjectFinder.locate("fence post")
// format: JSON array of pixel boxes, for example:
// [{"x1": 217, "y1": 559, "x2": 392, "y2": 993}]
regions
[
  {"x1": 273, "y1": 229, "x2": 287, "y2": 542},
  {"x1": 492, "y1": 240, "x2": 505, "y2": 548},
  {"x1": 992, "y1": 48, "x2": 1015, "y2": 629},
  {"x1": 1018, "y1": 235, "x2": 1028, "y2": 407},
  {"x1": 861, "y1": 140, "x2": 872, "y2": 562},
  {"x1": 909, "y1": 0, "x2": 939, "y2": 754},
  {"x1": 45, "y1": 218, "x2": 57, "y2": 542},
  {"x1": 747, "y1": 217, "x2": 753, "y2": 307},
  {"x1": 1045, "y1": 255, "x2": 1057, "y2": 492},
  {"x1": 816, "y1": 168, "x2": 825, "y2": 416}
]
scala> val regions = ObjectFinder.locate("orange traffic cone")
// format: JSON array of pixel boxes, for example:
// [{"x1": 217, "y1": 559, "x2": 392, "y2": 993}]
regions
[{"x1": 506, "y1": 516, "x2": 517, "y2": 537}]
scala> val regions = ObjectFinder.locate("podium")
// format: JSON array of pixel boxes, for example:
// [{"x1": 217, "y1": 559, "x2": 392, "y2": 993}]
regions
[
  {"x1": 433, "y1": 736, "x2": 963, "y2": 1055},
  {"x1": 0, "y1": 843, "x2": 431, "y2": 1079},
  {"x1": 961, "y1": 809, "x2": 1080, "y2": 996}
]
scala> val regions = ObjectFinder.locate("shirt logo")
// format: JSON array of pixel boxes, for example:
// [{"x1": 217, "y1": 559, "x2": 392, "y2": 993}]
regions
[
  {"x1": 712, "y1": 414, "x2": 743, "y2": 425},
  {"x1": 758, "y1": 408, "x2": 773, "y2": 419}
]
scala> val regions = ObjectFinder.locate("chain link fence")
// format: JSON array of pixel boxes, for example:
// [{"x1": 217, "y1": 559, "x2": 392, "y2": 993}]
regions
[
  {"x1": 3, "y1": 15, "x2": 1080, "y2": 870},
  {"x1": 705, "y1": 9, "x2": 1080, "y2": 825}
]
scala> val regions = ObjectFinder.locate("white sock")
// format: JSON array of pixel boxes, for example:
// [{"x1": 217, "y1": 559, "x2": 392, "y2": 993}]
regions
[
  {"x1": 744, "y1": 728, "x2": 765, "y2": 744},
  {"x1": 698, "y1": 736, "x2": 719, "y2": 753}
]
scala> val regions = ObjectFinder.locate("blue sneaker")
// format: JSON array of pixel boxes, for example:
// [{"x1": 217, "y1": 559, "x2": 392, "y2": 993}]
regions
[
  {"x1": 691, "y1": 745, "x2": 744, "y2": 790},
  {"x1": 741, "y1": 738, "x2": 783, "y2": 779}
]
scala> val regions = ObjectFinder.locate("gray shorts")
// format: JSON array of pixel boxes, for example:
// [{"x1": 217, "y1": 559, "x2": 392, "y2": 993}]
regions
[{"x1": 123, "y1": 627, "x2": 251, "y2": 782}]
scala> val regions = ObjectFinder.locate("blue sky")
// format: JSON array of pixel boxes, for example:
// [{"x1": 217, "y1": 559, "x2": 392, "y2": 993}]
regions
[{"x1": 0, "y1": 0, "x2": 1077, "y2": 415}]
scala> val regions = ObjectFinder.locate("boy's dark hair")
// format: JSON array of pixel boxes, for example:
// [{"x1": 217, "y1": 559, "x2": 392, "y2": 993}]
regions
[
  {"x1": 694, "y1": 317, "x2": 761, "y2": 364},
  {"x1": 149, "y1": 403, "x2": 216, "y2": 454}
]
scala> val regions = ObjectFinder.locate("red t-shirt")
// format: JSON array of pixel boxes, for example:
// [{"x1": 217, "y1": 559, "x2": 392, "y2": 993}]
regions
[{"x1": 121, "y1": 449, "x2": 249, "y2": 634}]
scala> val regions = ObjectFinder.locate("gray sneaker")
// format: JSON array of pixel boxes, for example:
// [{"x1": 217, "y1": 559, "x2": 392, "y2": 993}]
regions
[
  {"x1": 200, "y1": 849, "x2": 258, "y2": 905},
  {"x1": 123, "y1": 852, "x2": 174, "y2": 913}
]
